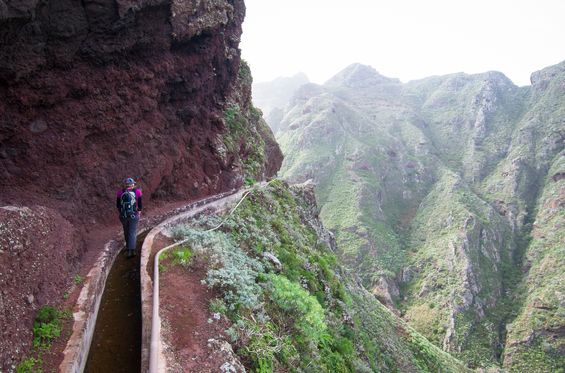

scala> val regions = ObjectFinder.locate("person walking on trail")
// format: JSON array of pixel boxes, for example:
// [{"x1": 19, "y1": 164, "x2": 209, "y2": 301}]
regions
[{"x1": 117, "y1": 178, "x2": 142, "y2": 257}]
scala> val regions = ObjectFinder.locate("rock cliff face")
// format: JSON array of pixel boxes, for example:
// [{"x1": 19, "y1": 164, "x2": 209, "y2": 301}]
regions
[
  {"x1": 0, "y1": 0, "x2": 278, "y2": 223},
  {"x1": 269, "y1": 62, "x2": 564, "y2": 369},
  {"x1": 495, "y1": 63, "x2": 565, "y2": 372},
  {"x1": 0, "y1": 0, "x2": 281, "y2": 369}
]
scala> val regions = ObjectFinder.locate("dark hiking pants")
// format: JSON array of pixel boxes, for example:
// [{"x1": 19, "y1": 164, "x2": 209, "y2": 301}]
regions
[{"x1": 120, "y1": 215, "x2": 139, "y2": 252}]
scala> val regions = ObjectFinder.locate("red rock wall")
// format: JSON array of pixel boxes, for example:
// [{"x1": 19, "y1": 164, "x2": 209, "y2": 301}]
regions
[
  {"x1": 0, "y1": 0, "x2": 282, "y2": 369},
  {"x1": 0, "y1": 0, "x2": 281, "y2": 225}
]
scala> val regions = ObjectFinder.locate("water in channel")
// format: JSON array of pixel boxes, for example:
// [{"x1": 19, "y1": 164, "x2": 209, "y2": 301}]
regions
[{"x1": 84, "y1": 232, "x2": 146, "y2": 373}]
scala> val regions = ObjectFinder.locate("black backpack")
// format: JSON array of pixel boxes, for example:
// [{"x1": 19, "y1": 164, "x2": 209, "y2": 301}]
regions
[{"x1": 119, "y1": 189, "x2": 137, "y2": 219}]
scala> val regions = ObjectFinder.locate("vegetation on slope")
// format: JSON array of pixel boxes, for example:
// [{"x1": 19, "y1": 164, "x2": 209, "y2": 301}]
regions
[
  {"x1": 403, "y1": 169, "x2": 516, "y2": 367},
  {"x1": 477, "y1": 62, "x2": 565, "y2": 371},
  {"x1": 502, "y1": 152, "x2": 565, "y2": 372},
  {"x1": 221, "y1": 60, "x2": 283, "y2": 184},
  {"x1": 15, "y1": 306, "x2": 71, "y2": 373},
  {"x1": 172, "y1": 181, "x2": 468, "y2": 372},
  {"x1": 277, "y1": 82, "x2": 438, "y2": 295},
  {"x1": 406, "y1": 72, "x2": 527, "y2": 182},
  {"x1": 271, "y1": 61, "x2": 565, "y2": 369}
]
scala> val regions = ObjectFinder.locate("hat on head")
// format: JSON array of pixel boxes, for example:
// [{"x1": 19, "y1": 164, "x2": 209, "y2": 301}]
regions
[{"x1": 123, "y1": 177, "x2": 136, "y2": 185}]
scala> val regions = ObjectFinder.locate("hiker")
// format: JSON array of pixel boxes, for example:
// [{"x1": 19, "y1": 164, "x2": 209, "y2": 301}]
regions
[{"x1": 117, "y1": 177, "x2": 142, "y2": 257}]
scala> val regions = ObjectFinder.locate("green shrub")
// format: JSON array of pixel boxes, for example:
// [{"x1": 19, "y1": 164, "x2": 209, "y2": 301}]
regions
[
  {"x1": 244, "y1": 177, "x2": 257, "y2": 187},
  {"x1": 227, "y1": 316, "x2": 297, "y2": 372},
  {"x1": 321, "y1": 348, "x2": 350, "y2": 373},
  {"x1": 333, "y1": 336, "x2": 354, "y2": 356},
  {"x1": 173, "y1": 227, "x2": 265, "y2": 310},
  {"x1": 209, "y1": 298, "x2": 228, "y2": 315},
  {"x1": 16, "y1": 357, "x2": 41, "y2": 373},
  {"x1": 170, "y1": 224, "x2": 198, "y2": 241},
  {"x1": 238, "y1": 60, "x2": 252, "y2": 82},
  {"x1": 33, "y1": 306, "x2": 62, "y2": 348},
  {"x1": 171, "y1": 246, "x2": 192, "y2": 267},
  {"x1": 224, "y1": 104, "x2": 241, "y2": 127},
  {"x1": 266, "y1": 273, "x2": 327, "y2": 343}
]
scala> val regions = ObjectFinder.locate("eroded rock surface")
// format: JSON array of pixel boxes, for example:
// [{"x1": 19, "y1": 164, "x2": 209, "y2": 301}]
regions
[{"x1": 0, "y1": 0, "x2": 281, "y2": 370}]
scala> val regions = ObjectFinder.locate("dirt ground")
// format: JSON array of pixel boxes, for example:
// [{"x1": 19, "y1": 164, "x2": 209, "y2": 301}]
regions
[
  {"x1": 0, "y1": 191, "x2": 246, "y2": 372},
  {"x1": 156, "y1": 231, "x2": 243, "y2": 373},
  {"x1": 33, "y1": 196, "x2": 225, "y2": 372},
  {"x1": 0, "y1": 206, "x2": 80, "y2": 372}
]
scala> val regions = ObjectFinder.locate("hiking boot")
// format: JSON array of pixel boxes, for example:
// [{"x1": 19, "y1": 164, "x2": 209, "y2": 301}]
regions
[{"x1": 127, "y1": 250, "x2": 135, "y2": 258}]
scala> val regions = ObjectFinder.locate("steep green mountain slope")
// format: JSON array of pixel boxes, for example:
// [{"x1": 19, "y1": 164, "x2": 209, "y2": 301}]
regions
[
  {"x1": 502, "y1": 153, "x2": 565, "y2": 372},
  {"x1": 172, "y1": 181, "x2": 469, "y2": 372},
  {"x1": 402, "y1": 169, "x2": 516, "y2": 366},
  {"x1": 271, "y1": 61, "x2": 565, "y2": 369},
  {"x1": 484, "y1": 63, "x2": 565, "y2": 372}
]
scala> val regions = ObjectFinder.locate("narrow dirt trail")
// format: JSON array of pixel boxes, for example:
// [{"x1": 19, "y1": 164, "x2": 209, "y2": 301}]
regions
[
  {"x1": 141, "y1": 187, "x2": 255, "y2": 372},
  {"x1": 58, "y1": 189, "x2": 240, "y2": 372},
  {"x1": 160, "y1": 258, "x2": 231, "y2": 372}
]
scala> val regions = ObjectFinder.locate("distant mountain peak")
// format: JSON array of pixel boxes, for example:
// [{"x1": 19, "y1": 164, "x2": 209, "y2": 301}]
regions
[
  {"x1": 530, "y1": 59, "x2": 565, "y2": 90},
  {"x1": 324, "y1": 63, "x2": 399, "y2": 88}
]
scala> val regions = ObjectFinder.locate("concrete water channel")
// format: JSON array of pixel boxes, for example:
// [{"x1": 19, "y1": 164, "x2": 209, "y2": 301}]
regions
[
  {"x1": 59, "y1": 186, "x2": 259, "y2": 372},
  {"x1": 84, "y1": 232, "x2": 147, "y2": 372}
]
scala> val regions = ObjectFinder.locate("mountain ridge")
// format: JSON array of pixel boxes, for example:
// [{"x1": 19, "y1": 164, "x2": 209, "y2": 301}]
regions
[{"x1": 269, "y1": 59, "x2": 565, "y2": 370}]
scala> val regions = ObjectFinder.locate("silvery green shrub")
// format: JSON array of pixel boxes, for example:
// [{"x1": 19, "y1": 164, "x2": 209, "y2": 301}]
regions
[{"x1": 173, "y1": 224, "x2": 265, "y2": 310}]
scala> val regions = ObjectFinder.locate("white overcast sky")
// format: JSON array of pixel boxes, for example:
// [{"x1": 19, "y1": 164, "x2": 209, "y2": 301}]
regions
[{"x1": 240, "y1": 0, "x2": 565, "y2": 87}]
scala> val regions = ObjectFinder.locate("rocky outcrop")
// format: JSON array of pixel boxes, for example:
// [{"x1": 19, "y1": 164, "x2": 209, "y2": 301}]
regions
[
  {"x1": 222, "y1": 60, "x2": 283, "y2": 182},
  {"x1": 0, "y1": 0, "x2": 283, "y2": 227},
  {"x1": 0, "y1": 0, "x2": 282, "y2": 370}
]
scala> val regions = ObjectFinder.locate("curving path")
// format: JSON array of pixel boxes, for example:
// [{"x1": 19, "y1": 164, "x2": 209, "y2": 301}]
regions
[
  {"x1": 58, "y1": 187, "x2": 251, "y2": 373},
  {"x1": 145, "y1": 180, "x2": 274, "y2": 372},
  {"x1": 140, "y1": 187, "x2": 257, "y2": 372}
]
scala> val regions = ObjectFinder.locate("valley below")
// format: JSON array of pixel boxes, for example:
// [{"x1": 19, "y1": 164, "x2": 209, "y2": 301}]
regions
[{"x1": 258, "y1": 62, "x2": 565, "y2": 371}]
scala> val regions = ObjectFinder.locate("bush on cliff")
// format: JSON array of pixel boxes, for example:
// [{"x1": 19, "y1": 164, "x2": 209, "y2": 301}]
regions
[{"x1": 171, "y1": 181, "x2": 468, "y2": 372}]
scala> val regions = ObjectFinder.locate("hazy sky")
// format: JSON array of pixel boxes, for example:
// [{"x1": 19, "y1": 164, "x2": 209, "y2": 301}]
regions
[{"x1": 240, "y1": 0, "x2": 565, "y2": 86}]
